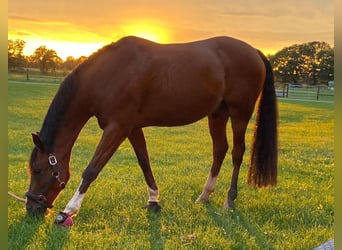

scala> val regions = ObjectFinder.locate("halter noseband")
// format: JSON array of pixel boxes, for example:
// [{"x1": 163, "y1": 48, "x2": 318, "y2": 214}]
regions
[{"x1": 26, "y1": 153, "x2": 66, "y2": 209}]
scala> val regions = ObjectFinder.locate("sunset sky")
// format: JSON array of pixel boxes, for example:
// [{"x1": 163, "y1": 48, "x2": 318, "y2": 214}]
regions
[{"x1": 8, "y1": 0, "x2": 334, "y2": 60}]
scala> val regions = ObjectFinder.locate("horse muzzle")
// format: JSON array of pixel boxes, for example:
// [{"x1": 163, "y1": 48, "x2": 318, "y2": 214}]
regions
[{"x1": 25, "y1": 192, "x2": 53, "y2": 217}]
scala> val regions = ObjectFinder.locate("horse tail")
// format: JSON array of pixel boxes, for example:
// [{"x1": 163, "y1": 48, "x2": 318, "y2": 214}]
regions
[{"x1": 247, "y1": 50, "x2": 278, "y2": 187}]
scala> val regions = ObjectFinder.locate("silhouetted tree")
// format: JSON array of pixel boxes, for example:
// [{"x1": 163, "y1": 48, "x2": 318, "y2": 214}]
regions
[
  {"x1": 30, "y1": 46, "x2": 62, "y2": 73},
  {"x1": 8, "y1": 39, "x2": 27, "y2": 70},
  {"x1": 269, "y1": 41, "x2": 334, "y2": 84}
]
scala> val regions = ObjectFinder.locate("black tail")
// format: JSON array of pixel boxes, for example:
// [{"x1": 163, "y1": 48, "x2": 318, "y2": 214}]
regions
[{"x1": 248, "y1": 50, "x2": 278, "y2": 187}]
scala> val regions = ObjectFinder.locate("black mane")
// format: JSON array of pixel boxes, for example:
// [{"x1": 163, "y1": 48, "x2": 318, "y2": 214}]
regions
[{"x1": 38, "y1": 72, "x2": 78, "y2": 153}]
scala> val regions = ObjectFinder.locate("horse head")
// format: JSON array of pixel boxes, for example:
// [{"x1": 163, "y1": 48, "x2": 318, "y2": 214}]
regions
[{"x1": 26, "y1": 132, "x2": 69, "y2": 217}]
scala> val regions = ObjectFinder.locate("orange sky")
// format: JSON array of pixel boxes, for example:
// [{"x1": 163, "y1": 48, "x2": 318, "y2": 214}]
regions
[{"x1": 8, "y1": 0, "x2": 334, "y2": 60}]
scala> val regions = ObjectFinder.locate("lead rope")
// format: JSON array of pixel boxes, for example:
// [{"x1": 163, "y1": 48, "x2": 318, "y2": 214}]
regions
[{"x1": 8, "y1": 191, "x2": 63, "y2": 215}]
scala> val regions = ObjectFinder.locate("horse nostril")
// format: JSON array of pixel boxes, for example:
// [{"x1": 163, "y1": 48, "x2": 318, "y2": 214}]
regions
[{"x1": 37, "y1": 195, "x2": 45, "y2": 203}]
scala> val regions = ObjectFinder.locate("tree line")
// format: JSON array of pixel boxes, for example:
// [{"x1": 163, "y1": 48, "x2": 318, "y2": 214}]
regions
[
  {"x1": 8, "y1": 39, "x2": 87, "y2": 74},
  {"x1": 8, "y1": 39, "x2": 334, "y2": 84}
]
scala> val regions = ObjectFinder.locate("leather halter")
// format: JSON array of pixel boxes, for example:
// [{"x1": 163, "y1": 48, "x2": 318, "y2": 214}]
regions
[
  {"x1": 26, "y1": 154, "x2": 66, "y2": 209},
  {"x1": 47, "y1": 154, "x2": 66, "y2": 189}
]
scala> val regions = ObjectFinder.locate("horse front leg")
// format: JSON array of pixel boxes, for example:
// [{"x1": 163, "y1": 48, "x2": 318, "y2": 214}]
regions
[
  {"x1": 128, "y1": 128, "x2": 161, "y2": 212},
  {"x1": 55, "y1": 125, "x2": 128, "y2": 225}
]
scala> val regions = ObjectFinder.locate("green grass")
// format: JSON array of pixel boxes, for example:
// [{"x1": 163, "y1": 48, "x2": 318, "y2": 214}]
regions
[
  {"x1": 8, "y1": 81, "x2": 334, "y2": 249},
  {"x1": 8, "y1": 68, "x2": 67, "y2": 84}
]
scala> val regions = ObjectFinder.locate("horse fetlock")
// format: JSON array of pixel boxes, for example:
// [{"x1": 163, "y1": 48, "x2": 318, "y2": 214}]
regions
[
  {"x1": 225, "y1": 189, "x2": 237, "y2": 210},
  {"x1": 228, "y1": 189, "x2": 237, "y2": 201},
  {"x1": 147, "y1": 186, "x2": 159, "y2": 202}
]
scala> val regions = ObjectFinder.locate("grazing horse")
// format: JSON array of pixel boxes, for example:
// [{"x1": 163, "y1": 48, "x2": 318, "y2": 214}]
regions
[{"x1": 26, "y1": 36, "x2": 278, "y2": 221}]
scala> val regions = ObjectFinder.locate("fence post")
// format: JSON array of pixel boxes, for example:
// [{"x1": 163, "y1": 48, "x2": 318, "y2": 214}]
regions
[{"x1": 317, "y1": 85, "x2": 320, "y2": 100}]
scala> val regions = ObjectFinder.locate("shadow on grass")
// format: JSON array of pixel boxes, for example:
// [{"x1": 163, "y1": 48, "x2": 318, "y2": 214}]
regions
[
  {"x1": 8, "y1": 214, "x2": 70, "y2": 249},
  {"x1": 147, "y1": 211, "x2": 164, "y2": 250},
  {"x1": 46, "y1": 221, "x2": 70, "y2": 249},
  {"x1": 8, "y1": 215, "x2": 45, "y2": 249},
  {"x1": 205, "y1": 203, "x2": 275, "y2": 250}
]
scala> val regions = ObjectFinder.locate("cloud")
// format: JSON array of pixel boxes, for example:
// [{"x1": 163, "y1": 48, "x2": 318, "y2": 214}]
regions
[
  {"x1": 8, "y1": 15, "x2": 41, "y2": 22},
  {"x1": 219, "y1": 11, "x2": 279, "y2": 18}
]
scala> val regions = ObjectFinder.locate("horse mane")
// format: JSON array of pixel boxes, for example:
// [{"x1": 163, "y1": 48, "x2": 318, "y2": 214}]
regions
[
  {"x1": 78, "y1": 43, "x2": 114, "y2": 69},
  {"x1": 38, "y1": 72, "x2": 78, "y2": 153},
  {"x1": 76, "y1": 36, "x2": 152, "y2": 71}
]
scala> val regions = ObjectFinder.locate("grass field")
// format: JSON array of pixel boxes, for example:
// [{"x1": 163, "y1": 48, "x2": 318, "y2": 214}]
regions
[{"x1": 8, "y1": 80, "x2": 334, "y2": 249}]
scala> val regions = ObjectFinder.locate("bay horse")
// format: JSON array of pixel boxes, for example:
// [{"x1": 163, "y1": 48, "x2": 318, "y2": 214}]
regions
[{"x1": 26, "y1": 36, "x2": 278, "y2": 222}]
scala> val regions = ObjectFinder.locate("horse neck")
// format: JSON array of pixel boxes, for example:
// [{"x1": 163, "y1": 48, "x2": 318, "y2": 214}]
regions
[
  {"x1": 39, "y1": 72, "x2": 91, "y2": 163},
  {"x1": 52, "y1": 109, "x2": 90, "y2": 162}
]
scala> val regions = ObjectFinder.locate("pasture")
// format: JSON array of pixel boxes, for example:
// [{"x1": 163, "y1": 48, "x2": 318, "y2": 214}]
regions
[{"x1": 8, "y1": 80, "x2": 333, "y2": 249}]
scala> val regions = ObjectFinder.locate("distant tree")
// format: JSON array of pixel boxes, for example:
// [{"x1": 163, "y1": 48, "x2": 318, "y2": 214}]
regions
[
  {"x1": 8, "y1": 39, "x2": 27, "y2": 70},
  {"x1": 61, "y1": 55, "x2": 88, "y2": 72},
  {"x1": 77, "y1": 56, "x2": 88, "y2": 65},
  {"x1": 270, "y1": 41, "x2": 334, "y2": 84},
  {"x1": 317, "y1": 48, "x2": 334, "y2": 83},
  {"x1": 30, "y1": 46, "x2": 63, "y2": 73},
  {"x1": 62, "y1": 56, "x2": 77, "y2": 71}
]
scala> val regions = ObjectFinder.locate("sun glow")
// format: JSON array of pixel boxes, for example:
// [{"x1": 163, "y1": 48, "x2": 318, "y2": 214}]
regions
[
  {"x1": 21, "y1": 39, "x2": 105, "y2": 61},
  {"x1": 122, "y1": 21, "x2": 171, "y2": 44},
  {"x1": 8, "y1": 19, "x2": 171, "y2": 61}
]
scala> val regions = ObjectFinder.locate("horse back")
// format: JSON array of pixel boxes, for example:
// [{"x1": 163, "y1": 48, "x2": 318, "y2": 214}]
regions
[{"x1": 75, "y1": 36, "x2": 265, "y2": 128}]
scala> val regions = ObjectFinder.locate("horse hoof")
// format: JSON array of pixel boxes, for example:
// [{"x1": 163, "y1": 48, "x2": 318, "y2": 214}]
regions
[
  {"x1": 224, "y1": 199, "x2": 235, "y2": 211},
  {"x1": 195, "y1": 194, "x2": 210, "y2": 204},
  {"x1": 54, "y1": 212, "x2": 74, "y2": 227},
  {"x1": 146, "y1": 201, "x2": 161, "y2": 213}
]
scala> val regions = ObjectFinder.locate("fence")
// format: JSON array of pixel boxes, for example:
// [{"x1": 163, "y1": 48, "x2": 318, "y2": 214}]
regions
[{"x1": 275, "y1": 83, "x2": 334, "y2": 102}]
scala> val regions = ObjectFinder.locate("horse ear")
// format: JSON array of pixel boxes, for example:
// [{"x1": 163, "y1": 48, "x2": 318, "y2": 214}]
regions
[{"x1": 32, "y1": 132, "x2": 44, "y2": 152}]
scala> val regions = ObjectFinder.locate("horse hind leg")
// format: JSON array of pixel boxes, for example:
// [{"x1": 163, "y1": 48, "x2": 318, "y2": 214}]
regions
[
  {"x1": 224, "y1": 117, "x2": 249, "y2": 210},
  {"x1": 128, "y1": 128, "x2": 161, "y2": 212},
  {"x1": 196, "y1": 110, "x2": 229, "y2": 203}
]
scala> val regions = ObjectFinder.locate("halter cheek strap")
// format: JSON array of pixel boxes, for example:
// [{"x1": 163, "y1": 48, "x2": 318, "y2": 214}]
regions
[{"x1": 48, "y1": 154, "x2": 66, "y2": 189}]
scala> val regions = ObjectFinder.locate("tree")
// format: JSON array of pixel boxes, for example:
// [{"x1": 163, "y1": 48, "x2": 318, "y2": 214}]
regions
[
  {"x1": 317, "y1": 48, "x2": 334, "y2": 83},
  {"x1": 270, "y1": 41, "x2": 334, "y2": 84},
  {"x1": 8, "y1": 39, "x2": 27, "y2": 70},
  {"x1": 30, "y1": 46, "x2": 62, "y2": 73},
  {"x1": 62, "y1": 56, "x2": 77, "y2": 71}
]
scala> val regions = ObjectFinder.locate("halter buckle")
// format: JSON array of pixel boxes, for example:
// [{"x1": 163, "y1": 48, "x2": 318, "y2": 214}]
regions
[{"x1": 48, "y1": 154, "x2": 57, "y2": 166}]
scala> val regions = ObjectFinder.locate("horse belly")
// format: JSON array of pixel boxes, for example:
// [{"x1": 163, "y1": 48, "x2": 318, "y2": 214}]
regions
[{"x1": 138, "y1": 91, "x2": 221, "y2": 127}]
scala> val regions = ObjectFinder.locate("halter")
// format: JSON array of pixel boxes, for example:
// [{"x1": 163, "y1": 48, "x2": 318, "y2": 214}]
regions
[
  {"x1": 26, "y1": 153, "x2": 66, "y2": 209},
  {"x1": 48, "y1": 154, "x2": 66, "y2": 189}
]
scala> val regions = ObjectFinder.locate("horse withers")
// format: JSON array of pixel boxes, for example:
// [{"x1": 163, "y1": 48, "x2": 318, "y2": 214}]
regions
[{"x1": 25, "y1": 36, "x2": 278, "y2": 223}]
